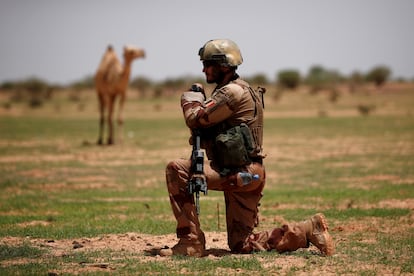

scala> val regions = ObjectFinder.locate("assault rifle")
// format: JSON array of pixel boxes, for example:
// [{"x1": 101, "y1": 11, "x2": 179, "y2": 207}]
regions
[
  {"x1": 186, "y1": 83, "x2": 207, "y2": 215},
  {"x1": 187, "y1": 129, "x2": 208, "y2": 215}
]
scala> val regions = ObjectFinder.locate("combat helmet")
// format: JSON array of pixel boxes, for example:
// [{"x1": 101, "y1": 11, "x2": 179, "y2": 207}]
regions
[{"x1": 198, "y1": 39, "x2": 243, "y2": 67}]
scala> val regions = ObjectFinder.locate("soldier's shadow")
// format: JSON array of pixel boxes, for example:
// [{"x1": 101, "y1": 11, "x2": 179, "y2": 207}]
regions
[
  {"x1": 205, "y1": 248, "x2": 232, "y2": 257},
  {"x1": 144, "y1": 247, "x2": 232, "y2": 257}
]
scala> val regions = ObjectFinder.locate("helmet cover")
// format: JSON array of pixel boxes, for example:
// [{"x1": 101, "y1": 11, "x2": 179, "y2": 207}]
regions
[{"x1": 198, "y1": 39, "x2": 243, "y2": 67}]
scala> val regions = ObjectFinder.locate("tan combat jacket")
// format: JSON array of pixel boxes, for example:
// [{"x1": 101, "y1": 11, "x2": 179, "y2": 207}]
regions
[{"x1": 181, "y1": 76, "x2": 264, "y2": 164}]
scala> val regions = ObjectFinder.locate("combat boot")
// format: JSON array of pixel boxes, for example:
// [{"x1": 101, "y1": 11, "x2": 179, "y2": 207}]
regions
[
  {"x1": 159, "y1": 232, "x2": 206, "y2": 257},
  {"x1": 304, "y1": 213, "x2": 335, "y2": 256}
]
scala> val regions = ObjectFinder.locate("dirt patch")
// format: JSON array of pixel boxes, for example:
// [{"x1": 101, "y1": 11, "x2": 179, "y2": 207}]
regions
[
  {"x1": 342, "y1": 174, "x2": 414, "y2": 188},
  {"x1": 17, "y1": 220, "x2": 52, "y2": 228},
  {"x1": 1, "y1": 232, "x2": 229, "y2": 257},
  {"x1": 1, "y1": 231, "x2": 332, "y2": 274},
  {"x1": 2, "y1": 216, "x2": 409, "y2": 275},
  {"x1": 334, "y1": 198, "x2": 414, "y2": 211},
  {"x1": 378, "y1": 198, "x2": 414, "y2": 209},
  {"x1": 0, "y1": 232, "x2": 229, "y2": 274}
]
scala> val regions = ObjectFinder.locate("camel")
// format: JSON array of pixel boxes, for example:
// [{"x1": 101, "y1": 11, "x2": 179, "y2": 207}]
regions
[{"x1": 95, "y1": 44, "x2": 145, "y2": 145}]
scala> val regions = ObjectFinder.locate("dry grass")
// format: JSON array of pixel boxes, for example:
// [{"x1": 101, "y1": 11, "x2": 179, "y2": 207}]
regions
[{"x1": 0, "y1": 82, "x2": 413, "y2": 275}]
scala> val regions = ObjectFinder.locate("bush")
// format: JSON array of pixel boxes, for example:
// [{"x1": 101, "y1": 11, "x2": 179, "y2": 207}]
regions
[
  {"x1": 130, "y1": 76, "x2": 153, "y2": 95},
  {"x1": 0, "y1": 81, "x2": 17, "y2": 90},
  {"x1": 366, "y1": 65, "x2": 391, "y2": 87},
  {"x1": 349, "y1": 71, "x2": 365, "y2": 93},
  {"x1": 24, "y1": 78, "x2": 51, "y2": 108},
  {"x1": 245, "y1": 73, "x2": 269, "y2": 86},
  {"x1": 305, "y1": 65, "x2": 326, "y2": 93},
  {"x1": 277, "y1": 70, "x2": 301, "y2": 90},
  {"x1": 305, "y1": 65, "x2": 342, "y2": 94},
  {"x1": 0, "y1": 77, "x2": 53, "y2": 107},
  {"x1": 70, "y1": 75, "x2": 94, "y2": 90}
]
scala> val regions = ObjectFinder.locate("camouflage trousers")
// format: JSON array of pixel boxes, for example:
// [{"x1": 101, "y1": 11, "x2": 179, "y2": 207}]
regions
[
  {"x1": 166, "y1": 158, "x2": 265, "y2": 252},
  {"x1": 165, "y1": 159, "x2": 327, "y2": 254}
]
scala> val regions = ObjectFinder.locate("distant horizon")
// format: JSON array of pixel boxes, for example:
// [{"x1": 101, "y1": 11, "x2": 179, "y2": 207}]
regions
[{"x1": 0, "y1": 63, "x2": 408, "y2": 87}]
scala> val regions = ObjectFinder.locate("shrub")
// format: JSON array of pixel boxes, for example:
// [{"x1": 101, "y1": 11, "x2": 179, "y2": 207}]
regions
[
  {"x1": 130, "y1": 76, "x2": 153, "y2": 95},
  {"x1": 246, "y1": 73, "x2": 269, "y2": 86},
  {"x1": 1, "y1": 78, "x2": 53, "y2": 108},
  {"x1": 366, "y1": 65, "x2": 391, "y2": 87},
  {"x1": 24, "y1": 78, "x2": 51, "y2": 108},
  {"x1": 349, "y1": 71, "x2": 365, "y2": 93},
  {"x1": 305, "y1": 65, "x2": 326, "y2": 93},
  {"x1": 305, "y1": 65, "x2": 342, "y2": 94},
  {"x1": 277, "y1": 70, "x2": 301, "y2": 90},
  {"x1": 70, "y1": 75, "x2": 94, "y2": 90}
]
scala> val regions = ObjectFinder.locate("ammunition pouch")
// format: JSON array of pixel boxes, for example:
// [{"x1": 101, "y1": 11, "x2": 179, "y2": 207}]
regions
[{"x1": 214, "y1": 123, "x2": 256, "y2": 174}]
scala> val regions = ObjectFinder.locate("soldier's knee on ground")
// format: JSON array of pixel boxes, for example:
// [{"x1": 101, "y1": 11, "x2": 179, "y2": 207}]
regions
[{"x1": 227, "y1": 220, "x2": 254, "y2": 252}]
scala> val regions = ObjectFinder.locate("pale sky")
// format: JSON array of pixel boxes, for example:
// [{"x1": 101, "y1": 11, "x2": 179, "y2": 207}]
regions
[{"x1": 0, "y1": 0, "x2": 413, "y2": 85}]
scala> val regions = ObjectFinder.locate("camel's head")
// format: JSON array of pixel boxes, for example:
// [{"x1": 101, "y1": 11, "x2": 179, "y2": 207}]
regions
[{"x1": 123, "y1": 45, "x2": 146, "y2": 61}]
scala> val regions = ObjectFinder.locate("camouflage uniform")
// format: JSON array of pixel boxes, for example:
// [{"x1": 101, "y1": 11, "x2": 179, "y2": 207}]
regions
[
  {"x1": 163, "y1": 39, "x2": 334, "y2": 257},
  {"x1": 166, "y1": 76, "x2": 265, "y2": 253}
]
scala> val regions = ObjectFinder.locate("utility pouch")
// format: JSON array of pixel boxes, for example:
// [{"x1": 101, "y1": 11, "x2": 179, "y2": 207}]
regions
[{"x1": 215, "y1": 123, "x2": 255, "y2": 170}]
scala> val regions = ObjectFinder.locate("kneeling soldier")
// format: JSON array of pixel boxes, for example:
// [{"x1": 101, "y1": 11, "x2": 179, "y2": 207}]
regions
[{"x1": 161, "y1": 39, "x2": 334, "y2": 257}]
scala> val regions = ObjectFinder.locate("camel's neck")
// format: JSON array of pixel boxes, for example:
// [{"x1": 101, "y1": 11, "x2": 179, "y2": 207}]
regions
[
  {"x1": 120, "y1": 60, "x2": 132, "y2": 87},
  {"x1": 120, "y1": 59, "x2": 133, "y2": 81}
]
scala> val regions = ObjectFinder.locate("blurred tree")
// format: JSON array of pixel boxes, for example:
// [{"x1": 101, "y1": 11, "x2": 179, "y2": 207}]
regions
[
  {"x1": 130, "y1": 76, "x2": 153, "y2": 96},
  {"x1": 245, "y1": 73, "x2": 269, "y2": 85},
  {"x1": 365, "y1": 65, "x2": 391, "y2": 87},
  {"x1": 305, "y1": 66, "x2": 342, "y2": 91},
  {"x1": 22, "y1": 78, "x2": 49, "y2": 92},
  {"x1": 0, "y1": 81, "x2": 16, "y2": 90},
  {"x1": 348, "y1": 70, "x2": 364, "y2": 93},
  {"x1": 305, "y1": 65, "x2": 326, "y2": 93},
  {"x1": 21, "y1": 77, "x2": 51, "y2": 107},
  {"x1": 277, "y1": 69, "x2": 301, "y2": 90},
  {"x1": 305, "y1": 65, "x2": 342, "y2": 102},
  {"x1": 70, "y1": 75, "x2": 94, "y2": 90}
]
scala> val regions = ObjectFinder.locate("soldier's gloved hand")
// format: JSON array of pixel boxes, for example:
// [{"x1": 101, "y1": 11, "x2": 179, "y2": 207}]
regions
[
  {"x1": 181, "y1": 91, "x2": 205, "y2": 105},
  {"x1": 181, "y1": 83, "x2": 205, "y2": 107},
  {"x1": 181, "y1": 83, "x2": 206, "y2": 129},
  {"x1": 182, "y1": 83, "x2": 205, "y2": 102},
  {"x1": 190, "y1": 83, "x2": 204, "y2": 94}
]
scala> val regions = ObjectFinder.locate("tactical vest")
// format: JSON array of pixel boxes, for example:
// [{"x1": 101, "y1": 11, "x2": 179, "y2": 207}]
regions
[
  {"x1": 232, "y1": 78, "x2": 265, "y2": 160},
  {"x1": 210, "y1": 78, "x2": 265, "y2": 173}
]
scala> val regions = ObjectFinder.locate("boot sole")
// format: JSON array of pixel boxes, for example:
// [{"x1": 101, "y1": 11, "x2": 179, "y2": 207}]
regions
[{"x1": 312, "y1": 213, "x2": 335, "y2": 256}]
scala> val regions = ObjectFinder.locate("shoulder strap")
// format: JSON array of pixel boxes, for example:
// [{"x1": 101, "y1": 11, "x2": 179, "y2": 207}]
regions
[{"x1": 232, "y1": 79, "x2": 266, "y2": 118}]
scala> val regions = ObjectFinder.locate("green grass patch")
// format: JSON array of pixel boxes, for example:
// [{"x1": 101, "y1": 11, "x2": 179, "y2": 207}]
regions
[
  {"x1": 0, "y1": 242, "x2": 45, "y2": 261},
  {"x1": 0, "y1": 89, "x2": 413, "y2": 274}
]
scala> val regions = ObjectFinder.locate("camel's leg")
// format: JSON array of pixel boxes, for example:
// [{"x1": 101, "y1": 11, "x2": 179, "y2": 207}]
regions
[
  {"x1": 117, "y1": 93, "x2": 126, "y2": 145},
  {"x1": 107, "y1": 94, "x2": 116, "y2": 145},
  {"x1": 97, "y1": 93, "x2": 105, "y2": 145}
]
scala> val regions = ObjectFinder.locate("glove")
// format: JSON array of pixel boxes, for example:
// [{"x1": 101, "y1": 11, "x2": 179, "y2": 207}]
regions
[
  {"x1": 181, "y1": 83, "x2": 206, "y2": 129},
  {"x1": 181, "y1": 83, "x2": 205, "y2": 104},
  {"x1": 181, "y1": 91, "x2": 205, "y2": 104},
  {"x1": 190, "y1": 83, "x2": 204, "y2": 93}
]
